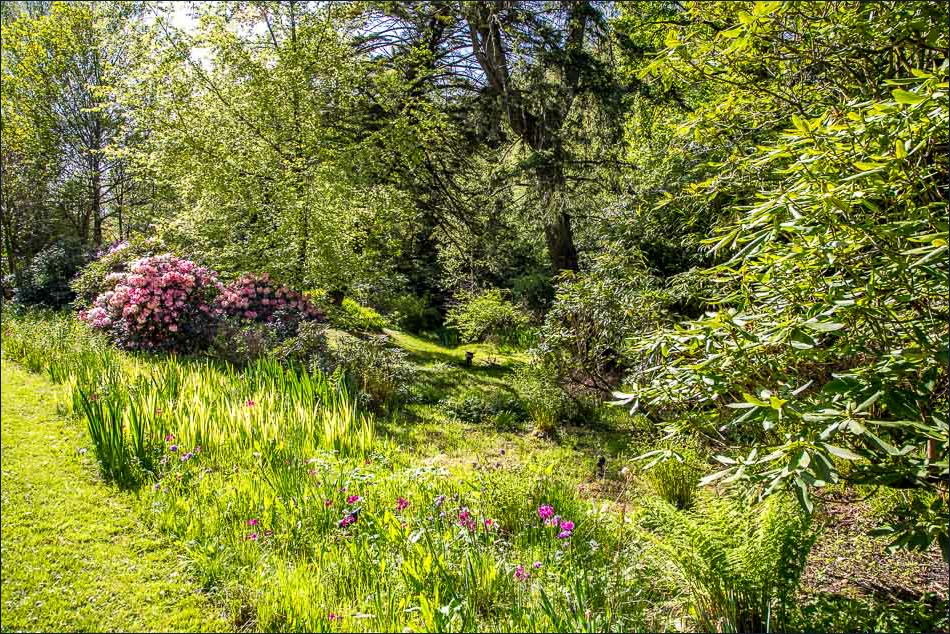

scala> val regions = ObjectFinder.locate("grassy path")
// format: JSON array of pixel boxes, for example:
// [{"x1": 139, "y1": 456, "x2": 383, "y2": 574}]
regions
[{"x1": 1, "y1": 361, "x2": 229, "y2": 633}]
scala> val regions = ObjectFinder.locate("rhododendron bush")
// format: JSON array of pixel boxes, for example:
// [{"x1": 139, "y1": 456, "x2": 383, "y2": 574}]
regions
[
  {"x1": 80, "y1": 255, "x2": 221, "y2": 352},
  {"x1": 216, "y1": 273, "x2": 323, "y2": 326}
]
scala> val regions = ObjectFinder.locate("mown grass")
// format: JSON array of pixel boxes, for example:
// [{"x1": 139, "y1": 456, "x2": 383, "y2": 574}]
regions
[{"x1": 0, "y1": 361, "x2": 229, "y2": 633}]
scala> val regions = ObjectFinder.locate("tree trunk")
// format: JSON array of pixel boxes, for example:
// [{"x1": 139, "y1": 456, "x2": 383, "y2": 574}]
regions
[{"x1": 538, "y1": 164, "x2": 579, "y2": 272}]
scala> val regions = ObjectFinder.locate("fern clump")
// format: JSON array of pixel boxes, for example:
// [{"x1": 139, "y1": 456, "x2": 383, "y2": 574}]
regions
[{"x1": 640, "y1": 494, "x2": 820, "y2": 633}]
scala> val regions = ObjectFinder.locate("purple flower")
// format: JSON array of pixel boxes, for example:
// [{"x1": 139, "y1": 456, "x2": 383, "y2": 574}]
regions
[
  {"x1": 559, "y1": 520, "x2": 575, "y2": 532},
  {"x1": 164, "y1": 433, "x2": 175, "y2": 442},
  {"x1": 538, "y1": 504, "x2": 555, "y2": 520},
  {"x1": 245, "y1": 533, "x2": 259, "y2": 541},
  {"x1": 557, "y1": 530, "x2": 573, "y2": 539},
  {"x1": 169, "y1": 444, "x2": 178, "y2": 452},
  {"x1": 346, "y1": 495, "x2": 361, "y2": 505},
  {"x1": 245, "y1": 399, "x2": 255, "y2": 407},
  {"x1": 514, "y1": 565, "x2": 530, "y2": 581},
  {"x1": 533, "y1": 561, "x2": 542, "y2": 569},
  {"x1": 247, "y1": 518, "x2": 259, "y2": 526},
  {"x1": 180, "y1": 452, "x2": 193, "y2": 462},
  {"x1": 339, "y1": 513, "x2": 357, "y2": 528},
  {"x1": 396, "y1": 497, "x2": 410, "y2": 511},
  {"x1": 434, "y1": 495, "x2": 446, "y2": 507}
]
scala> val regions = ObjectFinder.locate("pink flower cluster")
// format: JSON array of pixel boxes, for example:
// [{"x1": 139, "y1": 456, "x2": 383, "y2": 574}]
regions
[
  {"x1": 216, "y1": 272, "x2": 322, "y2": 323},
  {"x1": 79, "y1": 254, "x2": 221, "y2": 352},
  {"x1": 538, "y1": 504, "x2": 575, "y2": 539}
]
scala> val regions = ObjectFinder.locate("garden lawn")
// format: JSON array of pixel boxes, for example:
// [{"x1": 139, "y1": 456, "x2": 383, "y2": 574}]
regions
[{"x1": 0, "y1": 360, "x2": 229, "y2": 633}]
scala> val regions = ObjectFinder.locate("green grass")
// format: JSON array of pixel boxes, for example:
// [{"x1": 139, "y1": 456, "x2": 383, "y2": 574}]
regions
[
  {"x1": 2, "y1": 311, "x2": 945, "y2": 633},
  {"x1": 0, "y1": 361, "x2": 230, "y2": 632}
]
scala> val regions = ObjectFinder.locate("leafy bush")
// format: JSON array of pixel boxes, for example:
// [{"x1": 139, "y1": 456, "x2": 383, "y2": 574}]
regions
[
  {"x1": 446, "y1": 288, "x2": 533, "y2": 345},
  {"x1": 620, "y1": 71, "x2": 950, "y2": 558},
  {"x1": 71, "y1": 237, "x2": 164, "y2": 309},
  {"x1": 537, "y1": 249, "x2": 670, "y2": 396},
  {"x1": 13, "y1": 238, "x2": 90, "y2": 308},
  {"x1": 635, "y1": 445, "x2": 704, "y2": 510},
  {"x1": 330, "y1": 333, "x2": 417, "y2": 409},
  {"x1": 309, "y1": 292, "x2": 387, "y2": 333},
  {"x1": 79, "y1": 254, "x2": 221, "y2": 353},
  {"x1": 208, "y1": 318, "x2": 280, "y2": 367},
  {"x1": 641, "y1": 494, "x2": 820, "y2": 632},
  {"x1": 512, "y1": 364, "x2": 576, "y2": 433},
  {"x1": 384, "y1": 292, "x2": 442, "y2": 333},
  {"x1": 272, "y1": 320, "x2": 332, "y2": 372},
  {"x1": 441, "y1": 388, "x2": 527, "y2": 427},
  {"x1": 511, "y1": 272, "x2": 555, "y2": 314},
  {"x1": 217, "y1": 273, "x2": 322, "y2": 327}
]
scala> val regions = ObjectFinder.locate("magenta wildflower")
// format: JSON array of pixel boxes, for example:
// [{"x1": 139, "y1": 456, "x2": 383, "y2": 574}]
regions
[
  {"x1": 346, "y1": 495, "x2": 361, "y2": 504},
  {"x1": 533, "y1": 561, "x2": 542, "y2": 569},
  {"x1": 458, "y1": 508, "x2": 476, "y2": 531},
  {"x1": 245, "y1": 533, "x2": 259, "y2": 541},
  {"x1": 324, "y1": 499, "x2": 333, "y2": 507},
  {"x1": 559, "y1": 520, "x2": 575, "y2": 532},
  {"x1": 434, "y1": 495, "x2": 446, "y2": 507},
  {"x1": 247, "y1": 518, "x2": 259, "y2": 526},
  {"x1": 483, "y1": 518, "x2": 495, "y2": 529},
  {"x1": 180, "y1": 452, "x2": 193, "y2": 462},
  {"x1": 164, "y1": 433, "x2": 175, "y2": 442},
  {"x1": 538, "y1": 504, "x2": 555, "y2": 520},
  {"x1": 514, "y1": 565, "x2": 530, "y2": 582},
  {"x1": 396, "y1": 497, "x2": 410, "y2": 511},
  {"x1": 339, "y1": 513, "x2": 357, "y2": 528},
  {"x1": 557, "y1": 530, "x2": 573, "y2": 539},
  {"x1": 328, "y1": 612, "x2": 340, "y2": 622},
  {"x1": 245, "y1": 399, "x2": 255, "y2": 407}
]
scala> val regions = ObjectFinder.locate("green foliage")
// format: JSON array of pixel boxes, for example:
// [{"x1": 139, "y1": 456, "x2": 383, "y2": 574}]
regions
[
  {"x1": 635, "y1": 446, "x2": 704, "y2": 511},
  {"x1": 538, "y1": 249, "x2": 666, "y2": 395},
  {"x1": 208, "y1": 318, "x2": 280, "y2": 368},
  {"x1": 330, "y1": 333, "x2": 417, "y2": 410},
  {"x1": 641, "y1": 494, "x2": 820, "y2": 633},
  {"x1": 441, "y1": 388, "x2": 527, "y2": 428},
  {"x1": 12, "y1": 238, "x2": 88, "y2": 308},
  {"x1": 512, "y1": 364, "x2": 576, "y2": 433},
  {"x1": 382, "y1": 292, "x2": 442, "y2": 334},
  {"x1": 310, "y1": 291, "x2": 388, "y2": 333},
  {"x1": 271, "y1": 320, "x2": 332, "y2": 372},
  {"x1": 447, "y1": 288, "x2": 533, "y2": 345},
  {"x1": 620, "y1": 2, "x2": 950, "y2": 560}
]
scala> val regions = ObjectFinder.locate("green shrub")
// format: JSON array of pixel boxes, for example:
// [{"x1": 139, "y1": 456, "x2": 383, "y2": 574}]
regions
[
  {"x1": 305, "y1": 292, "x2": 387, "y2": 333},
  {"x1": 330, "y1": 333, "x2": 417, "y2": 409},
  {"x1": 446, "y1": 288, "x2": 533, "y2": 345},
  {"x1": 511, "y1": 272, "x2": 555, "y2": 313},
  {"x1": 635, "y1": 445, "x2": 704, "y2": 510},
  {"x1": 272, "y1": 320, "x2": 332, "y2": 372},
  {"x1": 512, "y1": 364, "x2": 575, "y2": 433},
  {"x1": 208, "y1": 318, "x2": 280, "y2": 368},
  {"x1": 342, "y1": 298, "x2": 386, "y2": 331},
  {"x1": 641, "y1": 494, "x2": 820, "y2": 633},
  {"x1": 384, "y1": 292, "x2": 442, "y2": 333},
  {"x1": 441, "y1": 387, "x2": 527, "y2": 427},
  {"x1": 13, "y1": 238, "x2": 90, "y2": 309}
]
